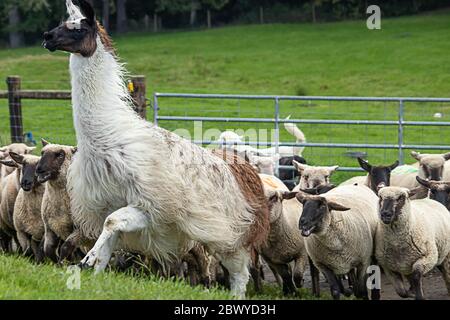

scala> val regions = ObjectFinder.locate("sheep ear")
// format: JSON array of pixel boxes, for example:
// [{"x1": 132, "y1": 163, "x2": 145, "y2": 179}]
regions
[
  {"x1": 281, "y1": 191, "x2": 297, "y2": 200},
  {"x1": 26, "y1": 146, "x2": 36, "y2": 154},
  {"x1": 301, "y1": 188, "x2": 319, "y2": 195},
  {"x1": 293, "y1": 160, "x2": 306, "y2": 172},
  {"x1": 295, "y1": 191, "x2": 308, "y2": 204},
  {"x1": 407, "y1": 187, "x2": 421, "y2": 198},
  {"x1": 416, "y1": 176, "x2": 431, "y2": 189},
  {"x1": 41, "y1": 138, "x2": 50, "y2": 147},
  {"x1": 327, "y1": 201, "x2": 350, "y2": 212},
  {"x1": 0, "y1": 160, "x2": 18, "y2": 168},
  {"x1": 327, "y1": 165, "x2": 339, "y2": 173},
  {"x1": 389, "y1": 160, "x2": 400, "y2": 171},
  {"x1": 357, "y1": 157, "x2": 371, "y2": 172},
  {"x1": 9, "y1": 152, "x2": 24, "y2": 165},
  {"x1": 71, "y1": 146, "x2": 78, "y2": 154},
  {"x1": 443, "y1": 152, "x2": 450, "y2": 161},
  {"x1": 317, "y1": 184, "x2": 336, "y2": 194},
  {"x1": 411, "y1": 151, "x2": 422, "y2": 161}
]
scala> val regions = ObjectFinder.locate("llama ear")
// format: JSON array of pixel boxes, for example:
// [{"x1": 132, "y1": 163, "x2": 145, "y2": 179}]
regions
[
  {"x1": 77, "y1": 0, "x2": 95, "y2": 26},
  {"x1": 327, "y1": 165, "x2": 339, "y2": 174}
]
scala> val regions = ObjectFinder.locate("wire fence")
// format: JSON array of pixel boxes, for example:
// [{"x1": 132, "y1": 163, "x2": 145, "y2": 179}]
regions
[
  {"x1": 153, "y1": 93, "x2": 450, "y2": 182},
  {"x1": 1, "y1": 77, "x2": 450, "y2": 184}
]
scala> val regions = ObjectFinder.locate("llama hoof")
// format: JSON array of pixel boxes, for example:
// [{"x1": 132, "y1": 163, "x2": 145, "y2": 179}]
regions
[{"x1": 79, "y1": 251, "x2": 97, "y2": 269}]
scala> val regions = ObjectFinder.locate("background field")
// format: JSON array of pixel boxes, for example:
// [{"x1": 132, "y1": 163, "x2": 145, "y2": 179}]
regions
[{"x1": 0, "y1": 11, "x2": 450, "y2": 299}]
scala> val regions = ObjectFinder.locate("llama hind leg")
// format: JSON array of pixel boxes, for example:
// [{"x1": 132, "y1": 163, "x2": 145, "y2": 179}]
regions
[
  {"x1": 219, "y1": 248, "x2": 250, "y2": 299},
  {"x1": 79, "y1": 206, "x2": 149, "y2": 274}
]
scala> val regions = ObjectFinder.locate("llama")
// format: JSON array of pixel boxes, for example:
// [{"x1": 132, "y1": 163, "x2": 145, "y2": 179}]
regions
[{"x1": 43, "y1": 0, "x2": 269, "y2": 297}]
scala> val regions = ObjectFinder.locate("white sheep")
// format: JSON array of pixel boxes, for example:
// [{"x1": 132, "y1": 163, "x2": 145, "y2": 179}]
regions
[
  {"x1": 36, "y1": 140, "x2": 79, "y2": 262},
  {"x1": 296, "y1": 184, "x2": 379, "y2": 300},
  {"x1": 390, "y1": 151, "x2": 450, "y2": 190},
  {"x1": 259, "y1": 174, "x2": 308, "y2": 295},
  {"x1": 376, "y1": 186, "x2": 450, "y2": 300},
  {"x1": 292, "y1": 161, "x2": 339, "y2": 190},
  {"x1": 217, "y1": 117, "x2": 306, "y2": 157}
]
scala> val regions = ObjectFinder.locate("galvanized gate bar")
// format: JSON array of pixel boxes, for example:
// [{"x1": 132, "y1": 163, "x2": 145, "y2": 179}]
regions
[{"x1": 153, "y1": 93, "x2": 450, "y2": 173}]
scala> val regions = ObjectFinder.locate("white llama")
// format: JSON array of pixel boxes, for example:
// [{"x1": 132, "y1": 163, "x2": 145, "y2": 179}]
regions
[{"x1": 43, "y1": 0, "x2": 269, "y2": 297}]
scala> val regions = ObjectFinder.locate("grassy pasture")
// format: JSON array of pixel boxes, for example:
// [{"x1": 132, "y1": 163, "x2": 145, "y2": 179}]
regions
[{"x1": 0, "y1": 11, "x2": 449, "y2": 299}]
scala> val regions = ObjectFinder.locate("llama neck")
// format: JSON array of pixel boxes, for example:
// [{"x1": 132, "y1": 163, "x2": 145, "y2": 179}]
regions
[{"x1": 69, "y1": 38, "x2": 140, "y2": 147}]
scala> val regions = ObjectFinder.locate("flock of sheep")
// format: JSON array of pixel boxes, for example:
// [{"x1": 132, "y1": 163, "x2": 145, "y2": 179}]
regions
[{"x1": 1, "y1": 126, "x2": 450, "y2": 300}]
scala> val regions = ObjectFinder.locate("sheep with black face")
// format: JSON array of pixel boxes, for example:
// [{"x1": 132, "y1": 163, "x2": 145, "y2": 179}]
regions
[
  {"x1": 297, "y1": 184, "x2": 379, "y2": 300},
  {"x1": 416, "y1": 176, "x2": 450, "y2": 211},
  {"x1": 2, "y1": 152, "x2": 45, "y2": 261},
  {"x1": 375, "y1": 187, "x2": 450, "y2": 300},
  {"x1": 36, "y1": 139, "x2": 79, "y2": 262},
  {"x1": 340, "y1": 158, "x2": 399, "y2": 194}
]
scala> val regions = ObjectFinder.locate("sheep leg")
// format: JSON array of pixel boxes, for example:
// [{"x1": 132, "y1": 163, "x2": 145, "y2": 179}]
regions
[
  {"x1": 249, "y1": 248, "x2": 263, "y2": 293},
  {"x1": 30, "y1": 238, "x2": 44, "y2": 263},
  {"x1": 353, "y1": 266, "x2": 369, "y2": 300},
  {"x1": 218, "y1": 248, "x2": 250, "y2": 299},
  {"x1": 407, "y1": 270, "x2": 425, "y2": 300},
  {"x1": 0, "y1": 229, "x2": 12, "y2": 253},
  {"x1": 60, "y1": 229, "x2": 86, "y2": 263},
  {"x1": 16, "y1": 230, "x2": 32, "y2": 256},
  {"x1": 384, "y1": 269, "x2": 409, "y2": 298},
  {"x1": 319, "y1": 265, "x2": 341, "y2": 300},
  {"x1": 268, "y1": 263, "x2": 283, "y2": 287},
  {"x1": 188, "y1": 245, "x2": 212, "y2": 288},
  {"x1": 437, "y1": 254, "x2": 450, "y2": 296},
  {"x1": 79, "y1": 206, "x2": 149, "y2": 274},
  {"x1": 293, "y1": 254, "x2": 308, "y2": 289},
  {"x1": 43, "y1": 228, "x2": 60, "y2": 263},
  {"x1": 268, "y1": 262, "x2": 297, "y2": 296},
  {"x1": 309, "y1": 257, "x2": 321, "y2": 297}
]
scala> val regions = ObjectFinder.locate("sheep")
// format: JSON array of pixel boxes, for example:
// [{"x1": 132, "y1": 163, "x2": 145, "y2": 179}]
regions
[
  {"x1": 35, "y1": 140, "x2": 79, "y2": 262},
  {"x1": 9, "y1": 153, "x2": 45, "y2": 262},
  {"x1": 0, "y1": 161, "x2": 21, "y2": 252},
  {"x1": 340, "y1": 158, "x2": 399, "y2": 194},
  {"x1": 278, "y1": 155, "x2": 306, "y2": 190},
  {"x1": 217, "y1": 118, "x2": 306, "y2": 157},
  {"x1": 292, "y1": 161, "x2": 339, "y2": 191},
  {"x1": 415, "y1": 176, "x2": 450, "y2": 211},
  {"x1": 296, "y1": 184, "x2": 379, "y2": 300},
  {"x1": 259, "y1": 174, "x2": 307, "y2": 295},
  {"x1": 390, "y1": 151, "x2": 450, "y2": 190},
  {"x1": 0, "y1": 143, "x2": 36, "y2": 179},
  {"x1": 376, "y1": 187, "x2": 450, "y2": 299},
  {"x1": 246, "y1": 153, "x2": 279, "y2": 176}
]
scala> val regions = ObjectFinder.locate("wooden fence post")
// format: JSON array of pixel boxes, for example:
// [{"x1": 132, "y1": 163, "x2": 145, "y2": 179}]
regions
[
  {"x1": 130, "y1": 75, "x2": 147, "y2": 119},
  {"x1": 7, "y1": 76, "x2": 23, "y2": 143}
]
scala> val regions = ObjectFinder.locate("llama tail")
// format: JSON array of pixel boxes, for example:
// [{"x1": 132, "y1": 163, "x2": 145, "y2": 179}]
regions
[{"x1": 283, "y1": 115, "x2": 306, "y2": 156}]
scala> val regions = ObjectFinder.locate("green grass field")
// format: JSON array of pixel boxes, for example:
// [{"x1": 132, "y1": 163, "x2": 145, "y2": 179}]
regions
[{"x1": 0, "y1": 11, "x2": 450, "y2": 299}]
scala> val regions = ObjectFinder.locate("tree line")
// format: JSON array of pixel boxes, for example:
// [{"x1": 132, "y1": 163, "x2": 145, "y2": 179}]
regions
[{"x1": 1, "y1": 0, "x2": 449, "y2": 48}]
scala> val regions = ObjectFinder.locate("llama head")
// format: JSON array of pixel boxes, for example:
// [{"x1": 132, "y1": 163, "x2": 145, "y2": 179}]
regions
[{"x1": 43, "y1": 0, "x2": 113, "y2": 57}]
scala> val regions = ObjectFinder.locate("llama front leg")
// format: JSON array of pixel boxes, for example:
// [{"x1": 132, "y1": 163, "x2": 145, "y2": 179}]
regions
[{"x1": 79, "y1": 207, "x2": 149, "y2": 274}]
